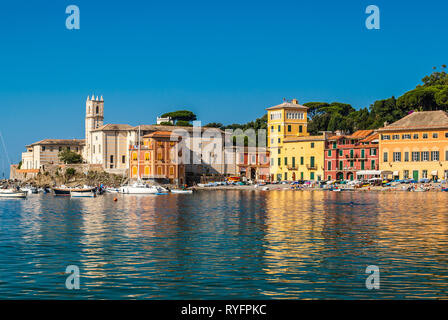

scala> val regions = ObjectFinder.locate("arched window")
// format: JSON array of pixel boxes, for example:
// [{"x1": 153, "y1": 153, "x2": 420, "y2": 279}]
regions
[
  {"x1": 132, "y1": 166, "x2": 138, "y2": 177},
  {"x1": 96, "y1": 106, "x2": 99, "y2": 114}
]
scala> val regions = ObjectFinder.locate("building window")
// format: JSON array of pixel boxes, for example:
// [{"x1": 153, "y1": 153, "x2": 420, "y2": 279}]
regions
[
  {"x1": 311, "y1": 142, "x2": 314, "y2": 148},
  {"x1": 278, "y1": 158, "x2": 281, "y2": 166},
  {"x1": 42, "y1": 146, "x2": 46, "y2": 151},
  {"x1": 284, "y1": 157, "x2": 288, "y2": 166},
  {"x1": 423, "y1": 133, "x2": 428, "y2": 139},
  {"x1": 278, "y1": 138, "x2": 281, "y2": 143},
  {"x1": 328, "y1": 161, "x2": 332, "y2": 170},
  {"x1": 278, "y1": 125, "x2": 281, "y2": 132},
  {"x1": 271, "y1": 126, "x2": 274, "y2": 132},
  {"x1": 382, "y1": 135, "x2": 390, "y2": 140},
  {"x1": 412, "y1": 152, "x2": 420, "y2": 162},
  {"x1": 310, "y1": 172, "x2": 315, "y2": 180},
  {"x1": 270, "y1": 158, "x2": 274, "y2": 166},
  {"x1": 402, "y1": 134, "x2": 411, "y2": 139},
  {"x1": 339, "y1": 160, "x2": 343, "y2": 170},
  {"x1": 122, "y1": 155, "x2": 126, "y2": 164},
  {"x1": 431, "y1": 151, "x2": 439, "y2": 161},
  {"x1": 371, "y1": 160, "x2": 375, "y2": 169},
  {"x1": 132, "y1": 152, "x2": 138, "y2": 161},
  {"x1": 404, "y1": 152, "x2": 409, "y2": 162},
  {"x1": 445, "y1": 132, "x2": 448, "y2": 138},
  {"x1": 404, "y1": 170, "x2": 409, "y2": 179},
  {"x1": 392, "y1": 135, "x2": 400, "y2": 140},
  {"x1": 370, "y1": 148, "x2": 377, "y2": 156},
  {"x1": 413, "y1": 134, "x2": 419, "y2": 139},
  {"x1": 383, "y1": 152, "x2": 388, "y2": 162},
  {"x1": 328, "y1": 150, "x2": 332, "y2": 157},
  {"x1": 393, "y1": 152, "x2": 401, "y2": 162},
  {"x1": 332, "y1": 142, "x2": 337, "y2": 149},
  {"x1": 93, "y1": 145, "x2": 95, "y2": 154},
  {"x1": 288, "y1": 125, "x2": 291, "y2": 132},
  {"x1": 110, "y1": 155, "x2": 114, "y2": 163},
  {"x1": 422, "y1": 170, "x2": 428, "y2": 179},
  {"x1": 433, "y1": 133, "x2": 438, "y2": 139},
  {"x1": 284, "y1": 172, "x2": 288, "y2": 180},
  {"x1": 299, "y1": 125, "x2": 303, "y2": 133},
  {"x1": 421, "y1": 151, "x2": 429, "y2": 161},
  {"x1": 300, "y1": 157, "x2": 304, "y2": 165},
  {"x1": 339, "y1": 150, "x2": 343, "y2": 156}
]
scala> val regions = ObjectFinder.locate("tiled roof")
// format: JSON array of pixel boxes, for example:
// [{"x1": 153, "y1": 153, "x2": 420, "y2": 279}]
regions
[
  {"x1": 378, "y1": 110, "x2": 448, "y2": 131},
  {"x1": 327, "y1": 130, "x2": 374, "y2": 141},
  {"x1": 359, "y1": 132, "x2": 379, "y2": 143},
  {"x1": 27, "y1": 139, "x2": 85, "y2": 147},
  {"x1": 92, "y1": 124, "x2": 133, "y2": 131},
  {"x1": 266, "y1": 101, "x2": 308, "y2": 111}
]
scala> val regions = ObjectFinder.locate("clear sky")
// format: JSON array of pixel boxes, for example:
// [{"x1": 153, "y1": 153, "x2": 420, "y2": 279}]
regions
[{"x1": 0, "y1": 0, "x2": 447, "y2": 176}]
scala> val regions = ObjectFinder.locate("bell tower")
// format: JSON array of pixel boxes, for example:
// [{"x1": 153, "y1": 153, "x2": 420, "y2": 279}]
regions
[{"x1": 85, "y1": 95, "x2": 104, "y2": 163}]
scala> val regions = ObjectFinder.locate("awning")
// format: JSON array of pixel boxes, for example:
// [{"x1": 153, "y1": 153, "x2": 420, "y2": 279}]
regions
[
  {"x1": 393, "y1": 171, "x2": 399, "y2": 176},
  {"x1": 431, "y1": 170, "x2": 438, "y2": 175},
  {"x1": 356, "y1": 170, "x2": 381, "y2": 176}
]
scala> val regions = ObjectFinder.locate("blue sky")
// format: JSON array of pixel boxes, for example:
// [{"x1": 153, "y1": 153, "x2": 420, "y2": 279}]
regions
[{"x1": 0, "y1": 0, "x2": 447, "y2": 176}]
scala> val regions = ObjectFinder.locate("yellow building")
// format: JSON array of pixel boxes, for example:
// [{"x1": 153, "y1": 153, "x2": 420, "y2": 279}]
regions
[
  {"x1": 267, "y1": 99, "x2": 326, "y2": 181},
  {"x1": 378, "y1": 110, "x2": 448, "y2": 181}
]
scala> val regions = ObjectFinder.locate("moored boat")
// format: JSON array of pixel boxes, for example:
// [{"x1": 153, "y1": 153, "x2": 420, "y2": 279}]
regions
[
  {"x1": 0, "y1": 189, "x2": 28, "y2": 198},
  {"x1": 170, "y1": 189, "x2": 193, "y2": 194},
  {"x1": 71, "y1": 191, "x2": 96, "y2": 198},
  {"x1": 53, "y1": 186, "x2": 96, "y2": 196}
]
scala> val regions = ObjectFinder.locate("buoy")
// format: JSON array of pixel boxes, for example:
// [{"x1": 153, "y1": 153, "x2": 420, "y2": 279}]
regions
[{"x1": 113, "y1": 197, "x2": 118, "y2": 202}]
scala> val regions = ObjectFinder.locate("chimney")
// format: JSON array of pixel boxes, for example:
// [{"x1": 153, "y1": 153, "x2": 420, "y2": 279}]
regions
[{"x1": 291, "y1": 99, "x2": 298, "y2": 105}]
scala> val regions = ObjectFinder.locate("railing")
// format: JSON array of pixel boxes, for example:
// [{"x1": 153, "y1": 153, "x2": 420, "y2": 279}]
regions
[
  {"x1": 287, "y1": 166, "x2": 297, "y2": 170},
  {"x1": 306, "y1": 164, "x2": 317, "y2": 170}
]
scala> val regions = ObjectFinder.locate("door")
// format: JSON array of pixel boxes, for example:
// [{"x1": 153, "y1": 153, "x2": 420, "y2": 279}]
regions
[{"x1": 413, "y1": 170, "x2": 419, "y2": 181}]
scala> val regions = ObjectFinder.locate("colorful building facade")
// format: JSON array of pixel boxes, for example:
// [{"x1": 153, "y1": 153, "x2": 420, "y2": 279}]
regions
[
  {"x1": 267, "y1": 99, "x2": 329, "y2": 181},
  {"x1": 129, "y1": 131, "x2": 186, "y2": 185},
  {"x1": 324, "y1": 130, "x2": 379, "y2": 181},
  {"x1": 236, "y1": 147, "x2": 270, "y2": 182},
  {"x1": 378, "y1": 110, "x2": 448, "y2": 181}
]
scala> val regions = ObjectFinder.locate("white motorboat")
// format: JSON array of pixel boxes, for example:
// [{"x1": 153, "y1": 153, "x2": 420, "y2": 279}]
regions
[
  {"x1": 105, "y1": 187, "x2": 120, "y2": 193},
  {"x1": 170, "y1": 189, "x2": 193, "y2": 194},
  {"x1": 0, "y1": 189, "x2": 28, "y2": 198},
  {"x1": 71, "y1": 191, "x2": 96, "y2": 198},
  {"x1": 119, "y1": 182, "x2": 163, "y2": 194}
]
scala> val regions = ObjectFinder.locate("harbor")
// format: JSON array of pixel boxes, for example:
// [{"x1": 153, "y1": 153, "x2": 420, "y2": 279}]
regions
[{"x1": 1, "y1": 190, "x2": 448, "y2": 299}]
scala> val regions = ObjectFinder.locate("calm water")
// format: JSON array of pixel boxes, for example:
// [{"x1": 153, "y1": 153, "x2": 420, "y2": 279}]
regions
[{"x1": 1, "y1": 190, "x2": 448, "y2": 299}]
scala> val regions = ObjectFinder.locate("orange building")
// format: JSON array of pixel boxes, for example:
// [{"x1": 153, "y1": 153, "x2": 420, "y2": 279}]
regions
[{"x1": 129, "y1": 131, "x2": 186, "y2": 185}]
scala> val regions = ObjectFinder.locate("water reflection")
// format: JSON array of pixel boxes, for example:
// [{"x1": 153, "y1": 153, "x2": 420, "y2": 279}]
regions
[{"x1": 0, "y1": 191, "x2": 448, "y2": 299}]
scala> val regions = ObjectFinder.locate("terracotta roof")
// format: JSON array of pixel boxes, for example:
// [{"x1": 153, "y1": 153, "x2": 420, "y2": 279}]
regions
[
  {"x1": 92, "y1": 124, "x2": 133, "y2": 131},
  {"x1": 327, "y1": 130, "x2": 374, "y2": 141},
  {"x1": 266, "y1": 101, "x2": 308, "y2": 111},
  {"x1": 359, "y1": 132, "x2": 379, "y2": 143},
  {"x1": 143, "y1": 131, "x2": 180, "y2": 139},
  {"x1": 346, "y1": 130, "x2": 374, "y2": 139},
  {"x1": 378, "y1": 111, "x2": 448, "y2": 132},
  {"x1": 27, "y1": 139, "x2": 85, "y2": 147}
]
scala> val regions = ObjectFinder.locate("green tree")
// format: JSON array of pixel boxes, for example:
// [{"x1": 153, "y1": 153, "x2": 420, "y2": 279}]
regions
[
  {"x1": 161, "y1": 110, "x2": 197, "y2": 124},
  {"x1": 58, "y1": 149, "x2": 83, "y2": 164}
]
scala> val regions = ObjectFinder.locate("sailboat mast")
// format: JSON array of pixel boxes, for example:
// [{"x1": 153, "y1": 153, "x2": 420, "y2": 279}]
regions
[{"x1": 137, "y1": 125, "x2": 141, "y2": 180}]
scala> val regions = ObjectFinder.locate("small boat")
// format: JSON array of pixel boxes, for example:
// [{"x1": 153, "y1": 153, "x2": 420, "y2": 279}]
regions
[
  {"x1": 105, "y1": 187, "x2": 120, "y2": 193},
  {"x1": 170, "y1": 189, "x2": 193, "y2": 194},
  {"x1": 20, "y1": 186, "x2": 38, "y2": 194},
  {"x1": 53, "y1": 186, "x2": 96, "y2": 196},
  {"x1": 71, "y1": 191, "x2": 96, "y2": 198},
  {"x1": 0, "y1": 189, "x2": 28, "y2": 198},
  {"x1": 119, "y1": 182, "x2": 165, "y2": 194}
]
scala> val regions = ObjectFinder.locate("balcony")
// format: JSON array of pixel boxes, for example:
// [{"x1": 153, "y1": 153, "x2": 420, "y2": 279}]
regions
[
  {"x1": 306, "y1": 164, "x2": 317, "y2": 170},
  {"x1": 287, "y1": 166, "x2": 298, "y2": 170}
]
